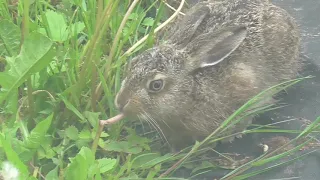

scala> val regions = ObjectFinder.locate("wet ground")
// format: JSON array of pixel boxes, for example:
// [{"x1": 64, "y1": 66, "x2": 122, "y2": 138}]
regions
[
  {"x1": 251, "y1": 0, "x2": 320, "y2": 179},
  {"x1": 170, "y1": 0, "x2": 320, "y2": 179}
]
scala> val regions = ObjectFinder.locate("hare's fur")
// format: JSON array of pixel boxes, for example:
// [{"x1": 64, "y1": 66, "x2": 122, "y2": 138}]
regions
[{"x1": 115, "y1": 0, "x2": 301, "y2": 150}]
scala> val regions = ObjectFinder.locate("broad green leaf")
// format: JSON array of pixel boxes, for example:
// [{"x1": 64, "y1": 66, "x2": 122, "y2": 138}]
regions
[
  {"x1": 88, "y1": 163, "x2": 99, "y2": 179},
  {"x1": 4, "y1": 89, "x2": 18, "y2": 114},
  {"x1": 0, "y1": 20, "x2": 21, "y2": 56},
  {"x1": 0, "y1": 134, "x2": 29, "y2": 177},
  {"x1": 97, "y1": 158, "x2": 117, "y2": 173},
  {"x1": 78, "y1": 147, "x2": 95, "y2": 166},
  {"x1": 65, "y1": 126, "x2": 79, "y2": 140},
  {"x1": 65, "y1": 147, "x2": 91, "y2": 180},
  {"x1": 44, "y1": 10, "x2": 85, "y2": 42},
  {"x1": 70, "y1": 22, "x2": 85, "y2": 36},
  {"x1": 24, "y1": 114, "x2": 53, "y2": 149},
  {"x1": 45, "y1": 166, "x2": 59, "y2": 180},
  {"x1": 65, "y1": 154, "x2": 88, "y2": 180},
  {"x1": 0, "y1": 32, "x2": 54, "y2": 104},
  {"x1": 44, "y1": 10, "x2": 68, "y2": 42}
]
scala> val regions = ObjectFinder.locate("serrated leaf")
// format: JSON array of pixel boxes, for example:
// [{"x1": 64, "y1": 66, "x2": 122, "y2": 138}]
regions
[
  {"x1": 0, "y1": 20, "x2": 21, "y2": 56},
  {"x1": 0, "y1": 32, "x2": 54, "y2": 104},
  {"x1": 142, "y1": 17, "x2": 154, "y2": 26},
  {"x1": 128, "y1": 13, "x2": 138, "y2": 20},
  {"x1": 79, "y1": 129, "x2": 91, "y2": 139},
  {"x1": 24, "y1": 114, "x2": 53, "y2": 149},
  {"x1": 65, "y1": 126, "x2": 79, "y2": 140},
  {"x1": 97, "y1": 158, "x2": 117, "y2": 173}
]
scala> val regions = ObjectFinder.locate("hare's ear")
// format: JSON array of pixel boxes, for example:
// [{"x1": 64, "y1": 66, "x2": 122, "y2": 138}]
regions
[
  {"x1": 168, "y1": 3, "x2": 209, "y2": 46},
  {"x1": 185, "y1": 26, "x2": 247, "y2": 72}
]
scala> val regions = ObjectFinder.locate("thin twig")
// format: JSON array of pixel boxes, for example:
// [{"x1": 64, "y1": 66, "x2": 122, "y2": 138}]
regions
[
  {"x1": 122, "y1": 0, "x2": 185, "y2": 56},
  {"x1": 100, "y1": 113, "x2": 125, "y2": 125},
  {"x1": 32, "y1": 90, "x2": 56, "y2": 101},
  {"x1": 91, "y1": 114, "x2": 125, "y2": 154},
  {"x1": 163, "y1": 0, "x2": 186, "y2": 15},
  {"x1": 109, "y1": 0, "x2": 141, "y2": 64},
  {"x1": 29, "y1": 162, "x2": 46, "y2": 179},
  {"x1": 94, "y1": 0, "x2": 142, "y2": 99}
]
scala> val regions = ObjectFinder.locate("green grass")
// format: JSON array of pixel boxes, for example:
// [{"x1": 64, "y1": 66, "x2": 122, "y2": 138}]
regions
[{"x1": 0, "y1": 0, "x2": 319, "y2": 179}]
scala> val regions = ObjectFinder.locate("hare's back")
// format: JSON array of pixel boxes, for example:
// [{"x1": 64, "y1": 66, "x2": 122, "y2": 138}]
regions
[
  {"x1": 199, "y1": 0, "x2": 300, "y2": 104},
  {"x1": 260, "y1": 3, "x2": 301, "y2": 81},
  {"x1": 206, "y1": 0, "x2": 300, "y2": 80}
]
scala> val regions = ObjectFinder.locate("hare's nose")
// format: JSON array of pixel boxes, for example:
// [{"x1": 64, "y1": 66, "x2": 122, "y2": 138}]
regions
[
  {"x1": 118, "y1": 100, "x2": 129, "y2": 112},
  {"x1": 115, "y1": 92, "x2": 129, "y2": 112}
]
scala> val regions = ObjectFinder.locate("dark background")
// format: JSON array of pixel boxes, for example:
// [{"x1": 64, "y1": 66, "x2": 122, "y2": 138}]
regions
[{"x1": 174, "y1": 0, "x2": 320, "y2": 179}]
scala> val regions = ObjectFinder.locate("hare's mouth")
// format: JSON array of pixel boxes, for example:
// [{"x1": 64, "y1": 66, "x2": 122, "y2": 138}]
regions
[{"x1": 115, "y1": 94, "x2": 142, "y2": 117}]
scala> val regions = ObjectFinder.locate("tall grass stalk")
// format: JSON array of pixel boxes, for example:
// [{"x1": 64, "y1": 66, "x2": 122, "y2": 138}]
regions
[{"x1": 93, "y1": 0, "x2": 143, "y2": 109}]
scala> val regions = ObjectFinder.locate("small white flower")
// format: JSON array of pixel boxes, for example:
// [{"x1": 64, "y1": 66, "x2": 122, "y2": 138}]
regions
[
  {"x1": 262, "y1": 144, "x2": 269, "y2": 153},
  {"x1": 0, "y1": 161, "x2": 19, "y2": 180}
]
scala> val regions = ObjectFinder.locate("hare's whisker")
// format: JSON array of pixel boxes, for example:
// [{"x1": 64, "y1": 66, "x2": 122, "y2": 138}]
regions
[
  {"x1": 140, "y1": 113, "x2": 165, "y2": 142},
  {"x1": 144, "y1": 110, "x2": 169, "y2": 145}
]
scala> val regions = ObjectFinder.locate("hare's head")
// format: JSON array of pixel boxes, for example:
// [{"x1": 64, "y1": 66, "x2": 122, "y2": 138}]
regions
[{"x1": 114, "y1": 25, "x2": 247, "y2": 121}]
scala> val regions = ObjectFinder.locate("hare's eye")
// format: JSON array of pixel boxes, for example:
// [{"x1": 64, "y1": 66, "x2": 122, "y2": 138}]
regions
[{"x1": 149, "y1": 79, "x2": 164, "y2": 92}]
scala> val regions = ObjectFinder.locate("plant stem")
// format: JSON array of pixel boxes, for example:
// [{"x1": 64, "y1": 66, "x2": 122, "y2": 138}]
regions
[
  {"x1": 22, "y1": 0, "x2": 34, "y2": 117},
  {"x1": 76, "y1": 0, "x2": 115, "y2": 98},
  {"x1": 94, "y1": 0, "x2": 141, "y2": 104},
  {"x1": 92, "y1": 114, "x2": 124, "y2": 155},
  {"x1": 122, "y1": 0, "x2": 185, "y2": 57},
  {"x1": 92, "y1": 122, "x2": 104, "y2": 155},
  {"x1": 26, "y1": 78, "x2": 34, "y2": 116}
]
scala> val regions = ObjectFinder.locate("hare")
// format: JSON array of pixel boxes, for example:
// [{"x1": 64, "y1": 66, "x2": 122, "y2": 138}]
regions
[{"x1": 115, "y1": 0, "x2": 301, "y2": 150}]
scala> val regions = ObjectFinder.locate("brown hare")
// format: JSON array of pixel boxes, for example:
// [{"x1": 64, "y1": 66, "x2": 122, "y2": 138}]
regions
[{"x1": 115, "y1": 0, "x2": 301, "y2": 150}]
